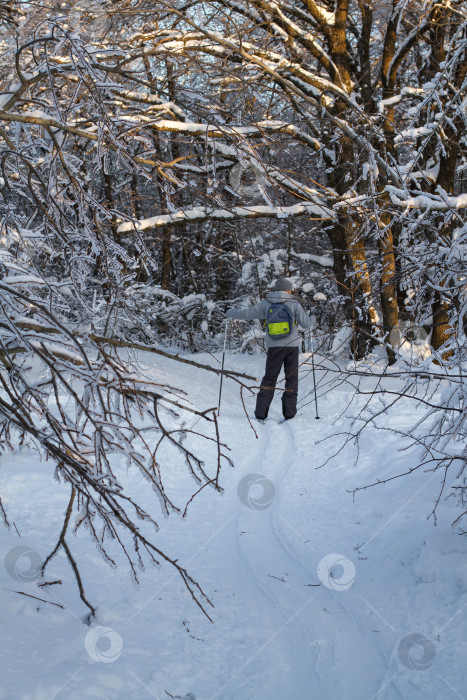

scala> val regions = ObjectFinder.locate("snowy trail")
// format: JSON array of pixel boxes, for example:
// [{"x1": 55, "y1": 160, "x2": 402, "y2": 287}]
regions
[
  {"x1": 1, "y1": 352, "x2": 467, "y2": 700},
  {"x1": 231, "y1": 412, "x2": 390, "y2": 699},
  {"x1": 232, "y1": 420, "x2": 317, "y2": 697}
]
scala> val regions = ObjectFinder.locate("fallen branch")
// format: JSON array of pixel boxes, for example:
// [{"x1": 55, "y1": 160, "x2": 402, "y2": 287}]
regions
[
  {"x1": 5, "y1": 589, "x2": 64, "y2": 609},
  {"x1": 90, "y1": 334, "x2": 258, "y2": 381},
  {"x1": 0, "y1": 319, "x2": 257, "y2": 381}
]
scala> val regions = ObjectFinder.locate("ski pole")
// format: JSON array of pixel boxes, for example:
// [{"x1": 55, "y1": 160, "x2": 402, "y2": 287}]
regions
[
  {"x1": 217, "y1": 319, "x2": 229, "y2": 416},
  {"x1": 308, "y1": 330, "x2": 320, "y2": 419},
  {"x1": 311, "y1": 351, "x2": 319, "y2": 419}
]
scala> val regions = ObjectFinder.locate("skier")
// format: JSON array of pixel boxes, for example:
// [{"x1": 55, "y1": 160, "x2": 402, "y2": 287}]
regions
[{"x1": 226, "y1": 278, "x2": 312, "y2": 421}]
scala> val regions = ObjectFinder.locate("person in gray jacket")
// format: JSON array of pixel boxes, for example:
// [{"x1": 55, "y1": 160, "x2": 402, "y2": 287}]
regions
[{"x1": 226, "y1": 278, "x2": 312, "y2": 421}]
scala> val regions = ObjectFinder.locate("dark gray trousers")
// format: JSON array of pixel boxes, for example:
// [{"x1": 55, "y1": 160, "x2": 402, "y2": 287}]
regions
[{"x1": 255, "y1": 347, "x2": 299, "y2": 420}]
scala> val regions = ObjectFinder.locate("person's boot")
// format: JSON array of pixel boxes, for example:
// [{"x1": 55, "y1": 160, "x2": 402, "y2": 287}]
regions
[{"x1": 254, "y1": 408, "x2": 269, "y2": 422}]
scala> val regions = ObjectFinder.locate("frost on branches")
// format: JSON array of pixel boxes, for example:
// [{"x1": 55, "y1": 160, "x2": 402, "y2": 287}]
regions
[{"x1": 0, "y1": 0, "x2": 466, "y2": 613}]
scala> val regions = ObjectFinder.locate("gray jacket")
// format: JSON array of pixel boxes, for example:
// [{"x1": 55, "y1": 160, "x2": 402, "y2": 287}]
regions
[{"x1": 226, "y1": 291, "x2": 312, "y2": 348}]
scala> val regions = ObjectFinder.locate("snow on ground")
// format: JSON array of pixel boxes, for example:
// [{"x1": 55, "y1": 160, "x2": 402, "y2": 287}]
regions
[{"x1": 1, "y1": 351, "x2": 467, "y2": 700}]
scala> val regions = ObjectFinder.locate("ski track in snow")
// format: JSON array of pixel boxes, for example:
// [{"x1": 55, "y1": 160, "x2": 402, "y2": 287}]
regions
[
  {"x1": 1, "y1": 352, "x2": 467, "y2": 700},
  {"x1": 232, "y1": 420, "x2": 318, "y2": 696},
  {"x1": 233, "y1": 416, "x2": 389, "y2": 699}
]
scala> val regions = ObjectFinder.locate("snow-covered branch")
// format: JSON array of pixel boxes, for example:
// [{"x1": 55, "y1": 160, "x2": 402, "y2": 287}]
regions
[
  {"x1": 117, "y1": 201, "x2": 333, "y2": 234},
  {"x1": 387, "y1": 187, "x2": 467, "y2": 211}
]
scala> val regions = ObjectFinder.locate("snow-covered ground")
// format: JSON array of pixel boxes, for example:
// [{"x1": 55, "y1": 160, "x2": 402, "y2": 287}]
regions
[{"x1": 1, "y1": 351, "x2": 466, "y2": 700}]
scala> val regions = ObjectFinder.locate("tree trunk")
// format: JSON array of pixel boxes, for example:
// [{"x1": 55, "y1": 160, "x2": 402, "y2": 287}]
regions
[
  {"x1": 357, "y1": 1, "x2": 374, "y2": 113},
  {"x1": 431, "y1": 291, "x2": 452, "y2": 352},
  {"x1": 378, "y1": 223, "x2": 398, "y2": 364},
  {"x1": 161, "y1": 228, "x2": 172, "y2": 290},
  {"x1": 330, "y1": 136, "x2": 378, "y2": 356},
  {"x1": 429, "y1": 28, "x2": 465, "y2": 354}
]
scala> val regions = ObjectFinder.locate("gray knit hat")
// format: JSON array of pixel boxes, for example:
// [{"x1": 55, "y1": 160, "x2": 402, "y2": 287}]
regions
[{"x1": 275, "y1": 277, "x2": 293, "y2": 291}]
